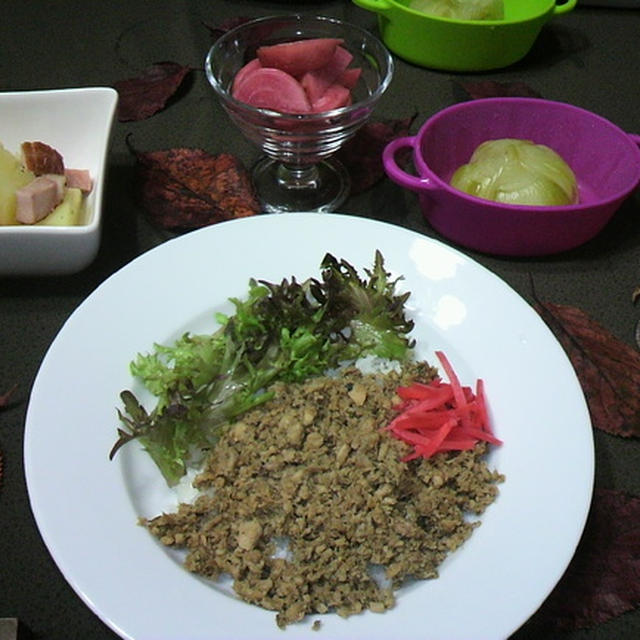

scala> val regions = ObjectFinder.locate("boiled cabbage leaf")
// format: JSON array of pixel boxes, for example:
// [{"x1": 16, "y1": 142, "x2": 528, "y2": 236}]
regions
[
  {"x1": 450, "y1": 138, "x2": 578, "y2": 207},
  {"x1": 408, "y1": 0, "x2": 504, "y2": 20}
]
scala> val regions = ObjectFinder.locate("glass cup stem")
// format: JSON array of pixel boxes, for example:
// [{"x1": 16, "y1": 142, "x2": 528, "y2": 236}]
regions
[
  {"x1": 276, "y1": 164, "x2": 320, "y2": 191},
  {"x1": 253, "y1": 157, "x2": 351, "y2": 214}
]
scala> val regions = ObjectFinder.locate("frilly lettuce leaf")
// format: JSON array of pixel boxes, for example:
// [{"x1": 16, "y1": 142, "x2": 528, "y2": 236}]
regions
[{"x1": 110, "y1": 251, "x2": 415, "y2": 485}]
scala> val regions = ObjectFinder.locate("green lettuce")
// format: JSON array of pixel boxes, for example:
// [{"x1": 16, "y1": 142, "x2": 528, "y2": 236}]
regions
[{"x1": 110, "y1": 252, "x2": 415, "y2": 486}]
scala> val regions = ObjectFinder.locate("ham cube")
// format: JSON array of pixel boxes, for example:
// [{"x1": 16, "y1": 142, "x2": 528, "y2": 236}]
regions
[
  {"x1": 232, "y1": 67, "x2": 311, "y2": 113},
  {"x1": 64, "y1": 168, "x2": 93, "y2": 194},
  {"x1": 42, "y1": 173, "x2": 67, "y2": 200},
  {"x1": 15, "y1": 176, "x2": 64, "y2": 224},
  {"x1": 257, "y1": 38, "x2": 343, "y2": 77},
  {"x1": 300, "y1": 46, "x2": 354, "y2": 103}
]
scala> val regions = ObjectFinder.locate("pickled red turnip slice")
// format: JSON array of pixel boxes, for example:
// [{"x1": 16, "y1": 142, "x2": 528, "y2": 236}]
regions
[
  {"x1": 311, "y1": 83, "x2": 351, "y2": 113},
  {"x1": 338, "y1": 66, "x2": 362, "y2": 90},
  {"x1": 232, "y1": 58, "x2": 262, "y2": 94},
  {"x1": 232, "y1": 67, "x2": 311, "y2": 113},
  {"x1": 300, "y1": 46, "x2": 353, "y2": 103},
  {"x1": 257, "y1": 38, "x2": 343, "y2": 77}
]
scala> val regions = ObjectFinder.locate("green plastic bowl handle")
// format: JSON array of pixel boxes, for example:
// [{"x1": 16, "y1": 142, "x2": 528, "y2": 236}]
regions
[
  {"x1": 553, "y1": 0, "x2": 577, "y2": 15},
  {"x1": 351, "y1": 0, "x2": 394, "y2": 15}
]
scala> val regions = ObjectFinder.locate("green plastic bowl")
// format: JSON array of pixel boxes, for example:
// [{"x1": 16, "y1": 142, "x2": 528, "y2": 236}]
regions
[{"x1": 351, "y1": 0, "x2": 577, "y2": 71}]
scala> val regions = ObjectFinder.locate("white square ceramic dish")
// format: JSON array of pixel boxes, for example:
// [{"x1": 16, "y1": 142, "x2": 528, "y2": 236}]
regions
[{"x1": 0, "y1": 87, "x2": 118, "y2": 276}]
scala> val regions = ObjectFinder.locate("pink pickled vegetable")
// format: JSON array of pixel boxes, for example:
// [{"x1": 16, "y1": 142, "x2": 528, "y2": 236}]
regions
[
  {"x1": 338, "y1": 66, "x2": 362, "y2": 89},
  {"x1": 232, "y1": 67, "x2": 311, "y2": 113},
  {"x1": 257, "y1": 38, "x2": 343, "y2": 77},
  {"x1": 384, "y1": 351, "x2": 503, "y2": 461},
  {"x1": 231, "y1": 37, "x2": 362, "y2": 114},
  {"x1": 232, "y1": 58, "x2": 262, "y2": 94},
  {"x1": 436, "y1": 350, "x2": 471, "y2": 430},
  {"x1": 300, "y1": 46, "x2": 353, "y2": 102},
  {"x1": 311, "y1": 83, "x2": 351, "y2": 112}
]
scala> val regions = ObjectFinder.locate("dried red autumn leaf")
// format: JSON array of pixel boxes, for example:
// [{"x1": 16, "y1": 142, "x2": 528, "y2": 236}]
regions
[
  {"x1": 132, "y1": 144, "x2": 260, "y2": 231},
  {"x1": 458, "y1": 80, "x2": 542, "y2": 100},
  {"x1": 0, "y1": 383, "x2": 18, "y2": 409},
  {"x1": 336, "y1": 114, "x2": 417, "y2": 194},
  {"x1": 114, "y1": 61, "x2": 191, "y2": 122},
  {"x1": 534, "y1": 300, "x2": 640, "y2": 438},
  {"x1": 203, "y1": 16, "x2": 252, "y2": 42},
  {"x1": 533, "y1": 488, "x2": 640, "y2": 630}
]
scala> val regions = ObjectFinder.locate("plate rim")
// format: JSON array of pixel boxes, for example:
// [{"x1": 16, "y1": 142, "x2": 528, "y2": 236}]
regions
[{"x1": 24, "y1": 212, "x2": 595, "y2": 640}]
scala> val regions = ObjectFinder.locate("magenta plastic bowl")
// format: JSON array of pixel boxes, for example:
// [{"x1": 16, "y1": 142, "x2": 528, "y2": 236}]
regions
[{"x1": 383, "y1": 98, "x2": 640, "y2": 256}]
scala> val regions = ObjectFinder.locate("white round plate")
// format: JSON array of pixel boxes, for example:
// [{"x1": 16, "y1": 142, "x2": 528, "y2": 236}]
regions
[{"x1": 24, "y1": 212, "x2": 594, "y2": 640}]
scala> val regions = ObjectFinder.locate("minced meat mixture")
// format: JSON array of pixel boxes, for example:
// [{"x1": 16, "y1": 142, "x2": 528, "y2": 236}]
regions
[{"x1": 143, "y1": 363, "x2": 504, "y2": 628}]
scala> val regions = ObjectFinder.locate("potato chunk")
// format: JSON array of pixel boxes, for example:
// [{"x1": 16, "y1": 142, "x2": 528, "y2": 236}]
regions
[
  {"x1": 37, "y1": 187, "x2": 84, "y2": 226},
  {"x1": 0, "y1": 143, "x2": 35, "y2": 225}
]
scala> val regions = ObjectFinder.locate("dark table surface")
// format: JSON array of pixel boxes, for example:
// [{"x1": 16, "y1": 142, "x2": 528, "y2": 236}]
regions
[{"x1": 1, "y1": 1, "x2": 639, "y2": 639}]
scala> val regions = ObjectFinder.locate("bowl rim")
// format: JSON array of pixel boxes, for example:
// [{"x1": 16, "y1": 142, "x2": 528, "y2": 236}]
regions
[
  {"x1": 0, "y1": 86, "x2": 118, "y2": 235},
  {"x1": 204, "y1": 13, "x2": 395, "y2": 120},
  {"x1": 410, "y1": 96, "x2": 640, "y2": 212},
  {"x1": 360, "y1": 0, "x2": 571, "y2": 25}
]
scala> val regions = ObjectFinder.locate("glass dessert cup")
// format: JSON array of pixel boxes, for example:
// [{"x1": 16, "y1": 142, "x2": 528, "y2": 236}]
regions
[{"x1": 205, "y1": 14, "x2": 394, "y2": 213}]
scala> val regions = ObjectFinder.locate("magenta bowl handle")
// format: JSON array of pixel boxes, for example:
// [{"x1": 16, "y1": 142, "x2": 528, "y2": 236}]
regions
[
  {"x1": 383, "y1": 136, "x2": 437, "y2": 193},
  {"x1": 629, "y1": 134, "x2": 640, "y2": 181}
]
